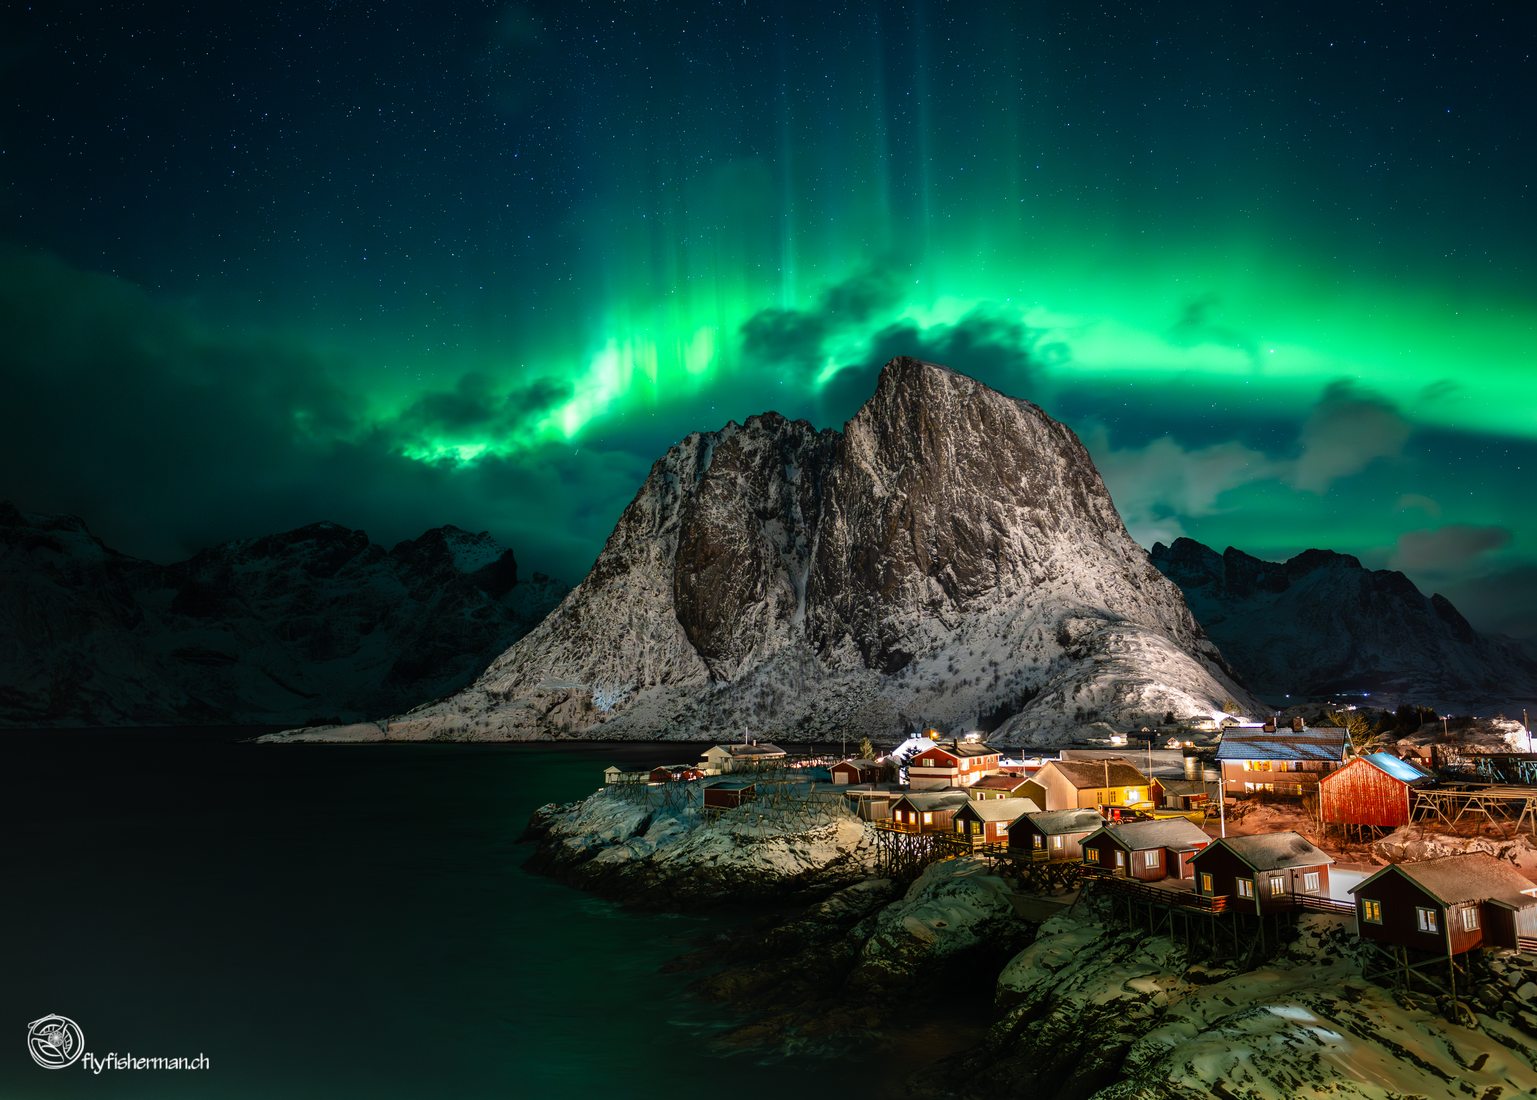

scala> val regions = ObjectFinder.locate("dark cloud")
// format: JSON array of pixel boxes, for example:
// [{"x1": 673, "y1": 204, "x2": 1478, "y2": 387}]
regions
[
  {"x1": 739, "y1": 266, "x2": 903, "y2": 373},
  {"x1": 1292, "y1": 380, "x2": 1411, "y2": 491},
  {"x1": 1390, "y1": 524, "x2": 1512, "y2": 574},
  {"x1": 1437, "y1": 566, "x2": 1537, "y2": 643},
  {"x1": 0, "y1": 247, "x2": 625, "y2": 579},
  {"x1": 1168, "y1": 294, "x2": 1260, "y2": 367}
]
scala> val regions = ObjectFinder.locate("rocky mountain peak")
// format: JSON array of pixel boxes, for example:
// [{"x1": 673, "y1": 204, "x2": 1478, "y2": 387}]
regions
[{"x1": 383, "y1": 357, "x2": 1254, "y2": 746}]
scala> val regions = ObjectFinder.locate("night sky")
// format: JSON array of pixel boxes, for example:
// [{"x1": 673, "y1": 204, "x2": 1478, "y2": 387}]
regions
[{"x1": 3, "y1": 2, "x2": 1534, "y2": 638}]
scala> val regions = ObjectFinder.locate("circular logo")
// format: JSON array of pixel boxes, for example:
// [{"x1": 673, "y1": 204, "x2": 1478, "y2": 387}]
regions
[{"x1": 27, "y1": 1014, "x2": 84, "y2": 1069}]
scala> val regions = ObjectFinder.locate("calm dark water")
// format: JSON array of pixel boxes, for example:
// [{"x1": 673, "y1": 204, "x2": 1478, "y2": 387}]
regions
[{"x1": 1, "y1": 732, "x2": 869, "y2": 1099}]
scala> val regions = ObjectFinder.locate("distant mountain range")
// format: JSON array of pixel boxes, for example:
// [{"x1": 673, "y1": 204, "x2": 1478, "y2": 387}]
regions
[
  {"x1": 0, "y1": 503, "x2": 565, "y2": 726},
  {"x1": 1150, "y1": 537, "x2": 1537, "y2": 708},
  {"x1": 344, "y1": 357, "x2": 1258, "y2": 745}
]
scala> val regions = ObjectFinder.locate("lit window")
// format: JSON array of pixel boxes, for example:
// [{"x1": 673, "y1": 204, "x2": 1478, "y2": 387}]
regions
[
  {"x1": 1362, "y1": 899, "x2": 1383, "y2": 924},
  {"x1": 1127, "y1": 789, "x2": 1141, "y2": 803},
  {"x1": 1416, "y1": 907, "x2": 1439, "y2": 934},
  {"x1": 922, "y1": 812, "x2": 932, "y2": 825},
  {"x1": 923, "y1": 758, "x2": 934, "y2": 766},
  {"x1": 1460, "y1": 907, "x2": 1480, "y2": 932},
  {"x1": 1143, "y1": 851, "x2": 1158, "y2": 869},
  {"x1": 1269, "y1": 875, "x2": 1286, "y2": 895},
  {"x1": 1085, "y1": 848, "x2": 1100, "y2": 863},
  {"x1": 1303, "y1": 872, "x2": 1320, "y2": 892},
  {"x1": 1237, "y1": 879, "x2": 1254, "y2": 899},
  {"x1": 1199, "y1": 872, "x2": 1213, "y2": 894},
  {"x1": 1050, "y1": 835, "x2": 1062, "y2": 849},
  {"x1": 1114, "y1": 850, "x2": 1126, "y2": 868}
]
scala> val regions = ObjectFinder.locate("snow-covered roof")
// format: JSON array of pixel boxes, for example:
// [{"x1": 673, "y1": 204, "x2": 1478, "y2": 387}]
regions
[
  {"x1": 710, "y1": 742, "x2": 787, "y2": 757},
  {"x1": 892, "y1": 790, "x2": 972, "y2": 811},
  {"x1": 1087, "y1": 817, "x2": 1211, "y2": 852},
  {"x1": 918, "y1": 741, "x2": 997, "y2": 759},
  {"x1": 1038, "y1": 758, "x2": 1149, "y2": 790},
  {"x1": 1214, "y1": 727, "x2": 1348, "y2": 763},
  {"x1": 957, "y1": 798, "x2": 1039, "y2": 823},
  {"x1": 1350, "y1": 853, "x2": 1537, "y2": 906},
  {"x1": 1200, "y1": 832, "x2": 1333, "y2": 871},
  {"x1": 1021, "y1": 809, "x2": 1105, "y2": 835},
  {"x1": 1357, "y1": 752, "x2": 1434, "y2": 785},
  {"x1": 1158, "y1": 778, "x2": 1212, "y2": 796},
  {"x1": 971, "y1": 774, "x2": 1032, "y2": 792}
]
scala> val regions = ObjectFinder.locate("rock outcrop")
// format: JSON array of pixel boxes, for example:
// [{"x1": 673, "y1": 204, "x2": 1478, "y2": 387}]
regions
[{"x1": 367, "y1": 358, "x2": 1254, "y2": 745}]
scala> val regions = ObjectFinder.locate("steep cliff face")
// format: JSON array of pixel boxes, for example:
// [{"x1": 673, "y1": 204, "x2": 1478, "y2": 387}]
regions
[
  {"x1": 0, "y1": 504, "x2": 564, "y2": 726},
  {"x1": 381, "y1": 358, "x2": 1252, "y2": 745},
  {"x1": 1151, "y1": 536, "x2": 1537, "y2": 705}
]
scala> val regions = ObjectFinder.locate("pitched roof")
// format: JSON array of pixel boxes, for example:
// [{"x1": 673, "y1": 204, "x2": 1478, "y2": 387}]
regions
[
  {"x1": 1018, "y1": 809, "x2": 1104, "y2": 835},
  {"x1": 1214, "y1": 727, "x2": 1349, "y2": 763},
  {"x1": 704, "y1": 779, "x2": 756, "y2": 791},
  {"x1": 1350, "y1": 853, "x2": 1537, "y2": 905},
  {"x1": 833, "y1": 758, "x2": 881, "y2": 769},
  {"x1": 971, "y1": 774, "x2": 1032, "y2": 792},
  {"x1": 713, "y1": 742, "x2": 786, "y2": 757},
  {"x1": 1038, "y1": 758, "x2": 1149, "y2": 789},
  {"x1": 1088, "y1": 817, "x2": 1211, "y2": 852},
  {"x1": 919, "y1": 741, "x2": 998, "y2": 759},
  {"x1": 892, "y1": 790, "x2": 973, "y2": 811},
  {"x1": 1200, "y1": 832, "x2": 1334, "y2": 871},
  {"x1": 957, "y1": 798, "x2": 1040, "y2": 823},
  {"x1": 1357, "y1": 752, "x2": 1434, "y2": 785}
]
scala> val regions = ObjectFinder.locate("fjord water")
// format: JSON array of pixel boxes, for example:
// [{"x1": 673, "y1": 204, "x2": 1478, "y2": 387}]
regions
[{"x1": 2, "y1": 733, "x2": 861, "y2": 1099}]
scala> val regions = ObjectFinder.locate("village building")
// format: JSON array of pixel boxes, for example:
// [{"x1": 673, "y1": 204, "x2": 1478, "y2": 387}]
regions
[
  {"x1": 702, "y1": 779, "x2": 756, "y2": 814},
  {"x1": 1157, "y1": 778, "x2": 1217, "y2": 813},
  {"x1": 967, "y1": 773, "x2": 1035, "y2": 801},
  {"x1": 908, "y1": 740, "x2": 1002, "y2": 790},
  {"x1": 838, "y1": 783, "x2": 905, "y2": 822},
  {"x1": 829, "y1": 758, "x2": 888, "y2": 785},
  {"x1": 1080, "y1": 817, "x2": 1211, "y2": 881},
  {"x1": 700, "y1": 742, "x2": 788, "y2": 774},
  {"x1": 889, "y1": 790, "x2": 971, "y2": 833},
  {"x1": 1318, "y1": 752, "x2": 1434, "y2": 830},
  {"x1": 1008, "y1": 808, "x2": 1103, "y2": 860},
  {"x1": 1350, "y1": 853, "x2": 1537, "y2": 955},
  {"x1": 1189, "y1": 832, "x2": 1334, "y2": 911},
  {"x1": 1022, "y1": 757, "x2": 1152, "y2": 813},
  {"x1": 951, "y1": 797, "x2": 1039, "y2": 846},
  {"x1": 649, "y1": 764, "x2": 703, "y2": 784},
  {"x1": 1214, "y1": 719, "x2": 1349, "y2": 797}
]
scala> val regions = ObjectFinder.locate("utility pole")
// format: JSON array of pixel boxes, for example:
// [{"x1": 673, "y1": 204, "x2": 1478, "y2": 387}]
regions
[{"x1": 1217, "y1": 772, "x2": 1227, "y2": 838}]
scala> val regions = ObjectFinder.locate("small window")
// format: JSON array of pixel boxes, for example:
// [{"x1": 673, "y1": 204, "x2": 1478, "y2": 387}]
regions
[
  {"x1": 923, "y1": 758, "x2": 934, "y2": 766},
  {"x1": 1114, "y1": 850, "x2": 1126, "y2": 868},
  {"x1": 970, "y1": 822, "x2": 982, "y2": 836},
  {"x1": 1269, "y1": 875, "x2": 1286, "y2": 895},
  {"x1": 1237, "y1": 879, "x2": 1254, "y2": 899},
  {"x1": 1143, "y1": 850, "x2": 1159, "y2": 869},
  {"x1": 1460, "y1": 907, "x2": 1480, "y2": 932},
  {"x1": 1416, "y1": 906, "x2": 1439, "y2": 934},
  {"x1": 1362, "y1": 899, "x2": 1383, "y2": 924},
  {"x1": 955, "y1": 821, "x2": 965, "y2": 834},
  {"x1": 1085, "y1": 848, "x2": 1100, "y2": 864},
  {"x1": 1199, "y1": 872, "x2": 1214, "y2": 895},
  {"x1": 921, "y1": 811, "x2": 932, "y2": 825},
  {"x1": 1050, "y1": 835, "x2": 1062, "y2": 849},
  {"x1": 1302, "y1": 872, "x2": 1320, "y2": 892}
]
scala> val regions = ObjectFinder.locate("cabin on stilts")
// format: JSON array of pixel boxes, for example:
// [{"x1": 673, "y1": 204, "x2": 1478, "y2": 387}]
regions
[{"x1": 1318, "y1": 752, "x2": 1433, "y2": 840}]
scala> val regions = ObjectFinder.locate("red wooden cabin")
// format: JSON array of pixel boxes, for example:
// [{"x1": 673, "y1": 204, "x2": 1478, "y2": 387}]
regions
[
  {"x1": 1318, "y1": 753, "x2": 1432, "y2": 828},
  {"x1": 889, "y1": 790, "x2": 971, "y2": 833},
  {"x1": 968, "y1": 774, "x2": 1035, "y2": 800},
  {"x1": 1081, "y1": 818, "x2": 1210, "y2": 881},
  {"x1": 1350, "y1": 853, "x2": 1537, "y2": 955},
  {"x1": 951, "y1": 798, "x2": 1037, "y2": 846},
  {"x1": 1008, "y1": 808, "x2": 1103, "y2": 860},
  {"x1": 649, "y1": 764, "x2": 703, "y2": 784},
  {"x1": 702, "y1": 779, "x2": 756, "y2": 812},
  {"x1": 1189, "y1": 832, "x2": 1334, "y2": 913}
]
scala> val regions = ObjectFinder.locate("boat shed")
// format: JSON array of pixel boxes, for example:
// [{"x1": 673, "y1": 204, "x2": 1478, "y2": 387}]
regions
[{"x1": 1319, "y1": 753, "x2": 1433, "y2": 829}]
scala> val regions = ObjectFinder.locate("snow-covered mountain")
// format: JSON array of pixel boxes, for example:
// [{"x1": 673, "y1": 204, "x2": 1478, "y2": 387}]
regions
[
  {"x1": 1150, "y1": 536, "x2": 1537, "y2": 707},
  {"x1": 375, "y1": 357, "x2": 1255, "y2": 746},
  {"x1": 0, "y1": 503, "x2": 565, "y2": 726}
]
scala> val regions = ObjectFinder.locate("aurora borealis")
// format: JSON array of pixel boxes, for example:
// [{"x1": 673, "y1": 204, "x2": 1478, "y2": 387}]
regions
[{"x1": 3, "y1": 2, "x2": 1534, "y2": 638}]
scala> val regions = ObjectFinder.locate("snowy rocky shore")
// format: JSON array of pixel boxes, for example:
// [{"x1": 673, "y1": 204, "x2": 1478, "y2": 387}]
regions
[{"x1": 528, "y1": 789, "x2": 1537, "y2": 1099}]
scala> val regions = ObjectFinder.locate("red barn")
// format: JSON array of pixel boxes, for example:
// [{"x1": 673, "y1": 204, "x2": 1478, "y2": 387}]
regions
[
  {"x1": 1189, "y1": 832, "x2": 1334, "y2": 913},
  {"x1": 1318, "y1": 753, "x2": 1432, "y2": 829},
  {"x1": 1350, "y1": 853, "x2": 1537, "y2": 955},
  {"x1": 829, "y1": 758, "x2": 887, "y2": 785},
  {"x1": 702, "y1": 779, "x2": 756, "y2": 812}
]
